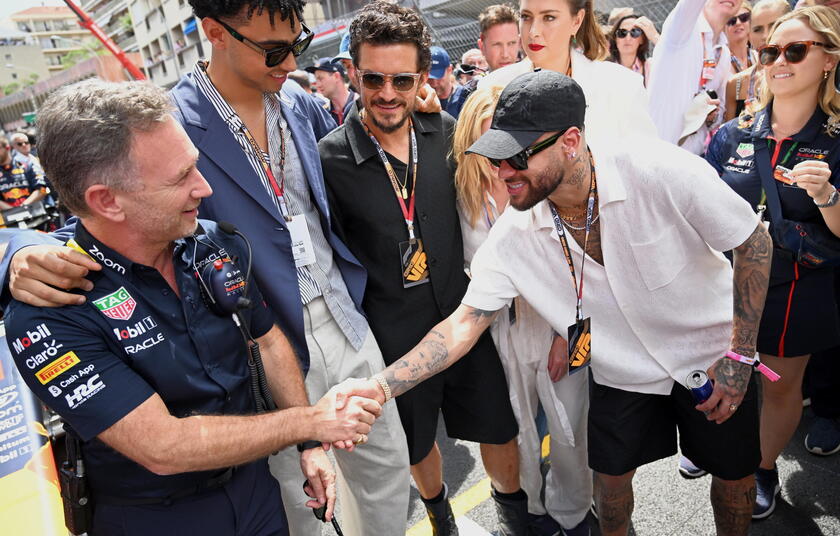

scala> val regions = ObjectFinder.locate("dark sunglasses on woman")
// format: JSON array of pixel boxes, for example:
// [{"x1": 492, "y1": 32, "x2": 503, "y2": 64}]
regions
[
  {"x1": 727, "y1": 12, "x2": 751, "y2": 26},
  {"x1": 358, "y1": 71, "x2": 422, "y2": 92},
  {"x1": 214, "y1": 18, "x2": 313, "y2": 67},
  {"x1": 758, "y1": 40, "x2": 826, "y2": 66},
  {"x1": 487, "y1": 132, "x2": 562, "y2": 170},
  {"x1": 615, "y1": 27, "x2": 643, "y2": 39}
]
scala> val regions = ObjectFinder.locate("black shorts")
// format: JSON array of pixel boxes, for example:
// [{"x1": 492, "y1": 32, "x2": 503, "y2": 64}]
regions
[
  {"x1": 394, "y1": 331, "x2": 518, "y2": 465},
  {"x1": 758, "y1": 261, "x2": 840, "y2": 357},
  {"x1": 588, "y1": 375, "x2": 760, "y2": 481}
]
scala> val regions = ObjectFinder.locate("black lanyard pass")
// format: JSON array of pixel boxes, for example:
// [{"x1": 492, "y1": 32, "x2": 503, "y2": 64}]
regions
[{"x1": 549, "y1": 152, "x2": 597, "y2": 375}]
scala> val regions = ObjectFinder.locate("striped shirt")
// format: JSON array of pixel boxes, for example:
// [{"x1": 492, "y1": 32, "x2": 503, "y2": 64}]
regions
[{"x1": 192, "y1": 62, "x2": 366, "y2": 350}]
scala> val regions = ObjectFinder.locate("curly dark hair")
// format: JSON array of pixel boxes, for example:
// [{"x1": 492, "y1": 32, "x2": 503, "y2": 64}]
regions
[
  {"x1": 349, "y1": 0, "x2": 432, "y2": 73},
  {"x1": 608, "y1": 15, "x2": 649, "y2": 65},
  {"x1": 188, "y1": 0, "x2": 304, "y2": 29}
]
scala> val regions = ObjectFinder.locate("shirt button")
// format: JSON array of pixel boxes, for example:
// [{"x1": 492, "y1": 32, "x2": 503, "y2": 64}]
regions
[
  {"x1": 429, "y1": 257, "x2": 437, "y2": 266},
  {"x1": 162, "y1": 289, "x2": 170, "y2": 296},
  {"x1": 421, "y1": 213, "x2": 428, "y2": 221}
]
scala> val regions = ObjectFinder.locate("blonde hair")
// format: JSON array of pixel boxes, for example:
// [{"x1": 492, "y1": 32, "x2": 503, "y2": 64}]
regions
[
  {"x1": 453, "y1": 86, "x2": 504, "y2": 228},
  {"x1": 751, "y1": 0, "x2": 790, "y2": 17},
  {"x1": 757, "y1": 6, "x2": 840, "y2": 132}
]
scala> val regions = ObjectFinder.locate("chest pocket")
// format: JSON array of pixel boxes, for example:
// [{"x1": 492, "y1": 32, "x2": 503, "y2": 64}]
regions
[{"x1": 629, "y1": 224, "x2": 688, "y2": 290}]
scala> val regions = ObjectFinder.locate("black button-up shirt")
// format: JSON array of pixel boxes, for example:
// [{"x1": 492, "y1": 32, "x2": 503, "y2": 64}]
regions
[
  {"x1": 319, "y1": 107, "x2": 500, "y2": 364},
  {"x1": 4, "y1": 220, "x2": 272, "y2": 500}
]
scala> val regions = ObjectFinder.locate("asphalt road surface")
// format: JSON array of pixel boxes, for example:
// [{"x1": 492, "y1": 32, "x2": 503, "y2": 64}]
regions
[{"x1": 319, "y1": 403, "x2": 839, "y2": 535}]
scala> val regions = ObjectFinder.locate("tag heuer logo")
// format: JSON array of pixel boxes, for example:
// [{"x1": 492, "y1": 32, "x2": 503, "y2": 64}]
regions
[
  {"x1": 92, "y1": 287, "x2": 137, "y2": 321},
  {"x1": 736, "y1": 142, "x2": 754, "y2": 159}
]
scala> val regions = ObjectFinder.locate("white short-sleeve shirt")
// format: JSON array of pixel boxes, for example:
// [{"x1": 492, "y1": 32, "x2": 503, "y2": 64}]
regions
[{"x1": 463, "y1": 137, "x2": 759, "y2": 395}]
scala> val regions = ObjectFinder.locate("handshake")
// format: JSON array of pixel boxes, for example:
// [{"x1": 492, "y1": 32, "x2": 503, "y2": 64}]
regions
[{"x1": 310, "y1": 377, "x2": 388, "y2": 451}]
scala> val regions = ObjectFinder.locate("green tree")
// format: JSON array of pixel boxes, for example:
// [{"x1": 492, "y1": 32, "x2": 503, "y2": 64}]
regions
[
  {"x1": 22, "y1": 73, "x2": 39, "y2": 87},
  {"x1": 3, "y1": 82, "x2": 20, "y2": 95},
  {"x1": 60, "y1": 40, "x2": 105, "y2": 69}
]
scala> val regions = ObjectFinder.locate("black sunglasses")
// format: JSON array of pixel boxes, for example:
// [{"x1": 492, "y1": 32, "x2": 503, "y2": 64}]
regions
[
  {"x1": 727, "y1": 12, "x2": 751, "y2": 26},
  {"x1": 14, "y1": 141, "x2": 29, "y2": 146},
  {"x1": 758, "y1": 40, "x2": 826, "y2": 66},
  {"x1": 215, "y1": 18, "x2": 313, "y2": 67},
  {"x1": 358, "y1": 70, "x2": 422, "y2": 92},
  {"x1": 488, "y1": 133, "x2": 562, "y2": 170},
  {"x1": 459, "y1": 63, "x2": 487, "y2": 75},
  {"x1": 615, "y1": 27, "x2": 643, "y2": 39}
]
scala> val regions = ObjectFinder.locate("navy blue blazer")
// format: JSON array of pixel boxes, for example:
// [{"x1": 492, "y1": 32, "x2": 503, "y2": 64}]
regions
[
  {"x1": 169, "y1": 74, "x2": 368, "y2": 369},
  {"x1": 0, "y1": 76, "x2": 367, "y2": 372}
]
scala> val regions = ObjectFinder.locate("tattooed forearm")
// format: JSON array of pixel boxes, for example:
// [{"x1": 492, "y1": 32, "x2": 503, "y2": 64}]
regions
[
  {"x1": 730, "y1": 223, "x2": 772, "y2": 356},
  {"x1": 382, "y1": 306, "x2": 497, "y2": 398}
]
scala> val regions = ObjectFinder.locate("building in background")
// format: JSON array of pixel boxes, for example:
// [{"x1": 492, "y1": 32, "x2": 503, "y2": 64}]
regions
[
  {"x1": 10, "y1": 7, "x2": 88, "y2": 75},
  {"x1": 81, "y1": 0, "x2": 138, "y2": 53},
  {"x1": 0, "y1": 52, "x2": 142, "y2": 131},
  {"x1": 0, "y1": 26, "x2": 51, "y2": 95},
  {"x1": 129, "y1": 0, "x2": 326, "y2": 87}
]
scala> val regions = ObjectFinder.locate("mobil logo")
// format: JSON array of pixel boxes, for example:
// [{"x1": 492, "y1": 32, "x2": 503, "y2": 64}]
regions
[{"x1": 11, "y1": 323, "x2": 51, "y2": 354}]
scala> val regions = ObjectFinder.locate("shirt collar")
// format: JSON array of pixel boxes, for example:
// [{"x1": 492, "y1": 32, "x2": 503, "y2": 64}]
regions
[
  {"x1": 192, "y1": 61, "x2": 290, "y2": 133},
  {"x1": 69, "y1": 222, "x2": 199, "y2": 279},
  {"x1": 533, "y1": 143, "x2": 626, "y2": 231},
  {"x1": 345, "y1": 105, "x2": 440, "y2": 166},
  {"x1": 750, "y1": 103, "x2": 830, "y2": 142},
  {"x1": 698, "y1": 16, "x2": 728, "y2": 48},
  {"x1": 69, "y1": 222, "x2": 137, "y2": 279}
]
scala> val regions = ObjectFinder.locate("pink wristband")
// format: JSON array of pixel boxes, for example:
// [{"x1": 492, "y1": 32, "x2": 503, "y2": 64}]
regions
[{"x1": 725, "y1": 351, "x2": 781, "y2": 382}]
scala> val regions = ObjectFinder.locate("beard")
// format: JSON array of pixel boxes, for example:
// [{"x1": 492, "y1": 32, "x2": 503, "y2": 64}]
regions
[
  {"x1": 509, "y1": 158, "x2": 565, "y2": 210},
  {"x1": 368, "y1": 97, "x2": 412, "y2": 133}
]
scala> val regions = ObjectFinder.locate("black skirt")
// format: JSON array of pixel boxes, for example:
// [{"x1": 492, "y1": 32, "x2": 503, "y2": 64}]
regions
[{"x1": 758, "y1": 257, "x2": 840, "y2": 357}]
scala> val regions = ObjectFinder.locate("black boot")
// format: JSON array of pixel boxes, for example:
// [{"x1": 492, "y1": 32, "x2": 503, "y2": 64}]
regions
[
  {"x1": 492, "y1": 487, "x2": 530, "y2": 536},
  {"x1": 423, "y1": 483, "x2": 458, "y2": 536}
]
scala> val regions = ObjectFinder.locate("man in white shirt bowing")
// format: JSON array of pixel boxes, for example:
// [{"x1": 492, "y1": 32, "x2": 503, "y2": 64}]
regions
[{"x1": 339, "y1": 71, "x2": 774, "y2": 536}]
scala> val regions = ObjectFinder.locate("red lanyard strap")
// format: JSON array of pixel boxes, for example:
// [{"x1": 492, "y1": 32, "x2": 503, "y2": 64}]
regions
[
  {"x1": 548, "y1": 153, "x2": 598, "y2": 321},
  {"x1": 364, "y1": 116, "x2": 419, "y2": 240},
  {"x1": 241, "y1": 124, "x2": 291, "y2": 221}
]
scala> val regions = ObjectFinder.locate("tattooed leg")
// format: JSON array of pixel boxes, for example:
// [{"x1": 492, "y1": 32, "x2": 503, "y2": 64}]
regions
[
  {"x1": 710, "y1": 475, "x2": 755, "y2": 536},
  {"x1": 594, "y1": 470, "x2": 635, "y2": 536}
]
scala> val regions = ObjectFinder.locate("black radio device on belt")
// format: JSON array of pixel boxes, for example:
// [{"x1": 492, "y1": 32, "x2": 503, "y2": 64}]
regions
[{"x1": 193, "y1": 222, "x2": 276, "y2": 414}]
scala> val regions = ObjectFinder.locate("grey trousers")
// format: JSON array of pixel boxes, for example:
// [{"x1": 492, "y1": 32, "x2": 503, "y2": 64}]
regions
[{"x1": 269, "y1": 297, "x2": 411, "y2": 536}]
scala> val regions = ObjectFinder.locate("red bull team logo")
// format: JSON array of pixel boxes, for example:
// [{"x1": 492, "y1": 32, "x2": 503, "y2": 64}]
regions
[{"x1": 92, "y1": 287, "x2": 137, "y2": 321}]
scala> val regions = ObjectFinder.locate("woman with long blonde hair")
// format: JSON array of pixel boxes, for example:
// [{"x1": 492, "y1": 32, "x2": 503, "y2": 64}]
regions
[
  {"x1": 454, "y1": 86, "x2": 592, "y2": 536},
  {"x1": 706, "y1": 5, "x2": 840, "y2": 520}
]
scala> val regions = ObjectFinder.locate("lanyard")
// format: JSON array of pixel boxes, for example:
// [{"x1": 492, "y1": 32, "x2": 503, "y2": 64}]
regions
[
  {"x1": 548, "y1": 155, "x2": 597, "y2": 322},
  {"x1": 240, "y1": 123, "x2": 291, "y2": 221},
  {"x1": 759, "y1": 139, "x2": 799, "y2": 212},
  {"x1": 699, "y1": 34, "x2": 723, "y2": 90},
  {"x1": 364, "y1": 116, "x2": 419, "y2": 240}
]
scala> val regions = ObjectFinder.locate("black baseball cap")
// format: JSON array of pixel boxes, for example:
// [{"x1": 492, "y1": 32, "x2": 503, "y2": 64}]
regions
[
  {"x1": 305, "y1": 57, "x2": 346, "y2": 75},
  {"x1": 466, "y1": 71, "x2": 586, "y2": 160}
]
